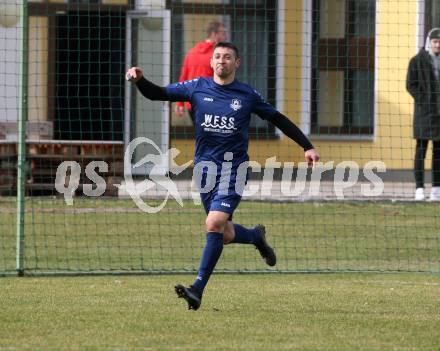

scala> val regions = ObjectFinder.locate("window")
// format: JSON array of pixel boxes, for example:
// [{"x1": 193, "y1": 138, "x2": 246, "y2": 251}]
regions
[
  {"x1": 55, "y1": 12, "x2": 125, "y2": 140},
  {"x1": 167, "y1": 0, "x2": 277, "y2": 139},
  {"x1": 425, "y1": 0, "x2": 440, "y2": 37},
  {"x1": 28, "y1": 2, "x2": 127, "y2": 141},
  {"x1": 311, "y1": 0, "x2": 375, "y2": 136}
]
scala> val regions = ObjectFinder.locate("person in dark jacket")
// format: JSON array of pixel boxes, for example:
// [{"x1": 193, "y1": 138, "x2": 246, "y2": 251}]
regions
[{"x1": 406, "y1": 28, "x2": 440, "y2": 201}]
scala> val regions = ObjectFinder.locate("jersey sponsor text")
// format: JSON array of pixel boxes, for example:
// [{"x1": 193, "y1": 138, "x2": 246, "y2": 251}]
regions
[{"x1": 201, "y1": 114, "x2": 236, "y2": 132}]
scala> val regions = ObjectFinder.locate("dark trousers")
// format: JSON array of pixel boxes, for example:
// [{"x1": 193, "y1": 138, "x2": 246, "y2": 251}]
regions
[{"x1": 414, "y1": 139, "x2": 440, "y2": 188}]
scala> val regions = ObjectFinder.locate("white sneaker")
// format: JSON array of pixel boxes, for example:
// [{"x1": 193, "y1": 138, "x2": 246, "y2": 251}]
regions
[
  {"x1": 415, "y1": 188, "x2": 425, "y2": 201},
  {"x1": 429, "y1": 187, "x2": 440, "y2": 202}
]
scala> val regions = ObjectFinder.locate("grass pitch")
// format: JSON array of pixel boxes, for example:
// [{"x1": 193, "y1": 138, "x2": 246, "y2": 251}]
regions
[
  {"x1": 1, "y1": 274, "x2": 440, "y2": 350},
  {"x1": 1, "y1": 198, "x2": 440, "y2": 349}
]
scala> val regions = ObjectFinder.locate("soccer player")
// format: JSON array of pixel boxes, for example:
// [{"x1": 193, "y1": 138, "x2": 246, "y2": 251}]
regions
[{"x1": 125, "y1": 42, "x2": 320, "y2": 311}]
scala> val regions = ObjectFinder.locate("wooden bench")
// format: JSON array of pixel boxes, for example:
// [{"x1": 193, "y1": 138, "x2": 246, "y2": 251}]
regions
[{"x1": 0, "y1": 140, "x2": 124, "y2": 196}]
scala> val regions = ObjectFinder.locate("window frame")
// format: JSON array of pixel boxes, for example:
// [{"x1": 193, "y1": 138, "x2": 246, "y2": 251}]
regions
[
  {"x1": 28, "y1": 2, "x2": 129, "y2": 141},
  {"x1": 425, "y1": 0, "x2": 440, "y2": 38},
  {"x1": 310, "y1": 0, "x2": 376, "y2": 136}
]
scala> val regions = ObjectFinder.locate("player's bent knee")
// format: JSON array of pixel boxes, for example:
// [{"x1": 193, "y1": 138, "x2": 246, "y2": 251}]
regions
[{"x1": 205, "y1": 218, "x2": 226, "y2": 233}]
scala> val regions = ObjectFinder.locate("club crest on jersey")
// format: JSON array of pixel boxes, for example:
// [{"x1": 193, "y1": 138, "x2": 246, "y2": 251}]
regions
[{"x1": 230, "y1": 99, "x2": 242, "y2": 111}]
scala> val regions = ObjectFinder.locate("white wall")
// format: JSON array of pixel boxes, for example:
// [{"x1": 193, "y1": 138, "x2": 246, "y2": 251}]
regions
[{"x1": 0, "y1": 24, "x2": 20, "y2": 123}]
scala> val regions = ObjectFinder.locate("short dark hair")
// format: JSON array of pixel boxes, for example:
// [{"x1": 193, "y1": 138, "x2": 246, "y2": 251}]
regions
[
  {"x1": 213, "y1": 42, "x2": 240, "y2": 59},
  {"x1": 206, "y1": 21, "x2": 224, "y2": 36}
]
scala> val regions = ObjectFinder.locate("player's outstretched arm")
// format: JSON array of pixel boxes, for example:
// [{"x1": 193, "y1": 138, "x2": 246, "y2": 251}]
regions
[
  {"x1": 125, "y1": 66, "x2": 169, "y2": 101},
  {"x1": 270, "y1": 112, "x2": 320, "y2": 166}
]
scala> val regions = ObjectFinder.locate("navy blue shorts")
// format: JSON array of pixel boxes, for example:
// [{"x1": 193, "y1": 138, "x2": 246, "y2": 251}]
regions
[{"x1": 198, "y1": 170, "x2": 246, "y2": 218}]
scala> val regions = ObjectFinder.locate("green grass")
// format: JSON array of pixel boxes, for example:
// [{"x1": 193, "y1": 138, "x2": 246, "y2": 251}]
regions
[
  {"x1": 1, "y1": 274, "x2": 440, "y2": 350},
  {"x1": 1, "y1": 198, "x2": 440, "y2": 274}
]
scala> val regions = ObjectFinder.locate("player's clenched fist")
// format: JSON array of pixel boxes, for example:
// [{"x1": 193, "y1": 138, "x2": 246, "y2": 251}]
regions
[
  {"x1": 125, "y1": 67, "x2": 143, "y2": 83},
  {"x1": 305, "y1": 148, "x2": 320, "y2": 167}
]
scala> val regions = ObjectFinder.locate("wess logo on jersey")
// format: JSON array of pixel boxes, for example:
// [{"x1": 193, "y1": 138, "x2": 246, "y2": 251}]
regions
[{"x1": 201, "y1": 114, "x2": 236, "y2": 133}]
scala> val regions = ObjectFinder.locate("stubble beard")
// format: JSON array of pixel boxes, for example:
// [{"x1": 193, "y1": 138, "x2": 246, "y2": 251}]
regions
[{"x1": 215, "y1": 67, "x2": 230, "y2": 79}]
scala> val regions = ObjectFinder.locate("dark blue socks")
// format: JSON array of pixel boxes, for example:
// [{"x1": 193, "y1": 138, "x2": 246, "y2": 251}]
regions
[
  {"x1": 231, "y1": 224, "x2": 259, "y2": 244},
  {"x1": 192, "y1": 232, "x2": 224, "y2": 294},
  {"x1": 192, "y1": 226, "x2": 260, "y2": 295}
]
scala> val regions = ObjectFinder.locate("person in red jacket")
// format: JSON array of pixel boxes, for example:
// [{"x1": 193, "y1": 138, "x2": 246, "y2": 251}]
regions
[{"x1": 175, "y1": 21, "x2": 227, "y2": 122}]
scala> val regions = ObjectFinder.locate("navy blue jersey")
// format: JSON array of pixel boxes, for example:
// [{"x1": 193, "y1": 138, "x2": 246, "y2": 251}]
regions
[{"x1": 165, "y1": 77, "x2": 278, "y2": 171}]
